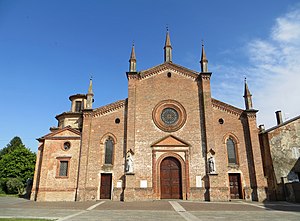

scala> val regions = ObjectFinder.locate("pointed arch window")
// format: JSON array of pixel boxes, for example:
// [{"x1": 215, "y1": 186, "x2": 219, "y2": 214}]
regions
[
  {"x1": 105, "y1": 137, "x2": 114, "y2": 165},
  {"x1": 226, "y1": 138, "x2": 238, "y2": 164}
]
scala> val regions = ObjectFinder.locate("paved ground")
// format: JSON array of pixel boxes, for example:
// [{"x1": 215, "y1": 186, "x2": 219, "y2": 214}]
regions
[{"x1": 0, "y1": 197, "x2": 299, "y2": 221}]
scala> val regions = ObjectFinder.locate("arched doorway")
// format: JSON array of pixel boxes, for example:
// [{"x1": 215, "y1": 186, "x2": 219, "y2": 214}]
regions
[{"x1": 160, "y1": 157, "x2": 182, "y2": 199}]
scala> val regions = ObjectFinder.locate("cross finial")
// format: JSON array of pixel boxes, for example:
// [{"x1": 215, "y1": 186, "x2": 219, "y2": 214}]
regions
[
  {"x1": 201, "y1": 39, "x2": 204, "y2": 47},
  {"x1": 166, "y1": 24, "x2": 169, "y2": 32}
]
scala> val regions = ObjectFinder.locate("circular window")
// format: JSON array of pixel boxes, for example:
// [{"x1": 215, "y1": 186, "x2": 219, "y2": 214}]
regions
[
  {"x1": 115, "y1": 118, "x2": 120, "y2": 124},
  {"x1": 152, "y1": 100, "x2": 186, "y2": 132},
  {"x1": 219, "y1": 118, "x2": 224, "y2": 124},
  {"x1": 63, "y1": 142, "x2": 71, "y2": 151},
  {"x1": 161, "y1": 108, "x2": 179, "y2": 125}
]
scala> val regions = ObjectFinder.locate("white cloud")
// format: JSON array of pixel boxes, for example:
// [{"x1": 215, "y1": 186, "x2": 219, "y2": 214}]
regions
[
  {"x1": 250, "y1": 6, "x2": 300, "y2": 127},
  {"x1": 213, "y1": 4, "x2": 300, "y2": 128},
  {"x1": 272, "y1": 8, "x2": 300, "y2": 43}
]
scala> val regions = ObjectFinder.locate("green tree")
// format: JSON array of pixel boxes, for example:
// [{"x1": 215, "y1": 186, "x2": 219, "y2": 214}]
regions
[
  {"x1": 0, "y1": 137, "x2": 36, "y2": 194},
  {"x1": 0, "y1": 136, "x2": 25, "y2": 160}
]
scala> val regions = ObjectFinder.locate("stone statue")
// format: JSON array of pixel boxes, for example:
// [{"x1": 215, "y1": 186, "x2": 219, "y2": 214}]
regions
[
  {"x1": 126, "y1": 152, "x2": 134, "y2": 173},
  {"x1": 208, "y1": 156, "x2": 215, "y2": 173}
]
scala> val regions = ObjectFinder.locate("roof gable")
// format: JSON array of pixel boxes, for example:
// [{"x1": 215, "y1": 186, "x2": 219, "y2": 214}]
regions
[
  {"x1": 151, "y1": 135, "x2": 190, "y2": 147},
  {"x1": 38, "y1": 126, "x2": 81, "y2": 141},
  {"x1": 129, "y1": 62, "x2": 199, "y2": 80}
]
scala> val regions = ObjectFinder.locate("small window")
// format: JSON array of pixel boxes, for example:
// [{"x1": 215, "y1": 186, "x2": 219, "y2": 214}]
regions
[
  {"x1": 219, "y1": 118, "x2": 224, "y2": 124},
  {"x1": 75, "y1": 101, "x2": 82, "y2": 112},
  {"x1": 115, "y1": 118, "x2": 120, "y2": 124},
  {"x1": 167, "y1": 72, "x2": 172, "y2": 78},
  {"x1": 227, "y1": 138, "x2": 238, "y2": 164},
  {"x1": 59, "y1": 161, "x2": 69, "y2": 177},
  {"x1": 105, "y1": 137, "x2": 114, "y2": 164},
  {"x1": 63, "y1": 142, "x2": 71, "y2": 151}
]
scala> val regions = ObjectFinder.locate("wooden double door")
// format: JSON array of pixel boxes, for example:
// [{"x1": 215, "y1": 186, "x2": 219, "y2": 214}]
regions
[
  {"x1": 160, "y1": 157, "x2": 183, "y2": 199},
  {"x1": 229, "y1": 173, "x2": 242, "y2": 199},
  {"x1": 100, "y1": 173, "x2": 112, "y2": 199}
]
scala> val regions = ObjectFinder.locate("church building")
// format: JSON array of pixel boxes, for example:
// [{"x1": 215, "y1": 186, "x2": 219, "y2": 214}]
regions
[{"x1": 31, "y1": 32, "x2": 267, "y2": 202}]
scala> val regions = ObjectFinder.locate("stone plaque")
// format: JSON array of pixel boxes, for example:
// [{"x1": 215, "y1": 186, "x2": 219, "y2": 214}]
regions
[
  {"x1": 196, "y1": 176, "x2": 202, "y2": 188},
  {"x1": 140, "y1": 180, "x2": 147, "y2": 188}
]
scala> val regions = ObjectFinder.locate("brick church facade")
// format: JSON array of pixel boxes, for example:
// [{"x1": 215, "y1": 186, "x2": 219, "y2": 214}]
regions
[{"x1": 31, "y1": 32, "x2": 267, "y2": 202}]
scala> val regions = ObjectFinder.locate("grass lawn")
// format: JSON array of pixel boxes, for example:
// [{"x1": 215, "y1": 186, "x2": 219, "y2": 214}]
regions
[
  {"x1": 0, "y1": 194, "x2": 18, "y2": 197},
  {"x1": 0, "y1": 219, "x2": 53, "y2": 221}
]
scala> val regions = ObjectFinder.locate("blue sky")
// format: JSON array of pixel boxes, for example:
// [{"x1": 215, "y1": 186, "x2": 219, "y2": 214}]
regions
[{"x1": 1, "y1": 0, "x2": 300, "y2": 151}]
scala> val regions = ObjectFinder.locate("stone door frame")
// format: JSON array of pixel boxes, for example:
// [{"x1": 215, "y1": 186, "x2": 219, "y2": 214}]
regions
[{"x1": 152, "y1": 150, "x2": 189, "y2": 200}]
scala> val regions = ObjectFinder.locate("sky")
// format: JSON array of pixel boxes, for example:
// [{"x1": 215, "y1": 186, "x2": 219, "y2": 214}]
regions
[{"x1": 0, "y1": 0, "x2": 300, "y2": 152}]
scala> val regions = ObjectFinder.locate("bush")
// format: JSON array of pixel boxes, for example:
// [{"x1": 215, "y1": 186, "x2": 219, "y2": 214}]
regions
[
  {"x1": 0, "y1": 178, "x2": 7, "y2": 194},
  {"x1": 6, "y1": 177, "x2": 24, "y2": 195}
]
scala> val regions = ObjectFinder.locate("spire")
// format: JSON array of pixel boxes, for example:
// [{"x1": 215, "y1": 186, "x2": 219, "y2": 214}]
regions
[
  {"x1": 243, "y1": 78, "x2": 253, "y2": 110},
  {"x1": 164, "y1": 27, "x2": 172, "y2": 62},
  {"x1": 200, "y1": 42, "x2": 208, "y2": 72},
  {"x1": 129, "y1": 42, "x2": 136, "y2": 72},
  {"x1": 88, "y1": 77, "x2": 93, "y2": 95},
  {"x1": 86, "y1": 77, "x2": 94, "y2": 109}
]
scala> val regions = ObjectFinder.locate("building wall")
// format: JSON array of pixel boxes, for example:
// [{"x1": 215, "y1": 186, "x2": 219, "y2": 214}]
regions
[
  {"x1": 260, "y1": 117, "x2": 300, "y2": 201},
  {"x1": 125, "y1": 69, "x2": 205, "y2": 200},
  {"x1": 209, "y1": 104, "x2": 267, "y2": 201},
  {"x1": 76, "y1": 105, "x2": 126, "y2": 201},
  {"x1": 269, "y1": 120, "x2": 300, "y2": 182},
  {"x1": 31, "y1": 130, "x2": 81, "y2": 201}
]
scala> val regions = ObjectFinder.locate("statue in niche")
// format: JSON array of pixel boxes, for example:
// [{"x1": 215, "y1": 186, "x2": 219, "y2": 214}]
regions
[
  {"x1": 208, "y1": 156, "x2": 216, "y2": 173},
  {"x1": 126, "y1": 151, "x2": 134, "y2": 173}
]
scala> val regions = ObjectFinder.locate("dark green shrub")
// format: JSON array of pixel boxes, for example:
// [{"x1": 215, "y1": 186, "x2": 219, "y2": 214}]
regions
[
  {"x1": 6, "y1": 177, "x2": 24, "y2": 195},
  {"x1": 0, "y1": 178, "x2": 7, "y2": 193}
]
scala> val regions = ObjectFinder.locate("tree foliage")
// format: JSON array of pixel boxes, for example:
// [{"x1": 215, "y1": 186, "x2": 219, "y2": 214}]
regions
[
  {"x1": 0, "y1": 136, "x2": 36, "y2": 194},
  {"x1": 0, "y1": 136, "x2": 25, "y2": 160}
]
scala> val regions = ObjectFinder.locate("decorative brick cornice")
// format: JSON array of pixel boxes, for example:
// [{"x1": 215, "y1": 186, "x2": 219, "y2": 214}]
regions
[
  {"x1": 93, "y1": 100, "x2": 125, "y2": 117},
  {"x1": 137, "y1": 62, "x2": 198, "y2": 80},
  {"x1": 44, "y1": 136, "x2": 81, "y2": 140},
  {"x1": 55, "y1": 111, "x2": 82, "y2": 120},
  {"x1": 242, "y1": 109, "x2": 258, "y2": 119},
  {"x1": 37, "y1": 188, "x2": 76, "y2": 192},
  {"x1": 83, "y1": 109, "x2": 93, "y2": 118},
  {"x1": 212, "y1": 98, "x2": 243, "y2": 116},
  {"x1": 198, "y1": 72, "x2": 212, "y2": 81},
  {"x1": 126, "y1": 72, "x2": 139, "y2": 80}
]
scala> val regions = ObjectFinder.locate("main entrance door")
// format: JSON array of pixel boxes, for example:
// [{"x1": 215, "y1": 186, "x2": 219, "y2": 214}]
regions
[
  {"x1": 160, "y1": 157, "x2": 182, "y2": 199},
  {"x1": 229, "y1": 173, "x2": 242, "y2": 199},
  {"x1": 100, "y1": 173, "x2": 112, "y2": 199}
]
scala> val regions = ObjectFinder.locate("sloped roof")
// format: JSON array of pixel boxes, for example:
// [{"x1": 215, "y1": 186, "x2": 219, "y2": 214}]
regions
[
  {"x1": 263, "y1": 114, "x2": 300, "y2": 133},
  {"x1": 38, "y1": 126, "x2": 81, "y2": 141},
  {"x1": 130, "y1": 62, "x2": 199, "y2": 80},
  {"x1": 212, "y1": 98, "x2": 244, "y2": 116},
  {"x1": 93, "y1": 99, "x2": 126, "y2": 117}
]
